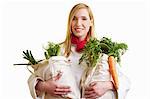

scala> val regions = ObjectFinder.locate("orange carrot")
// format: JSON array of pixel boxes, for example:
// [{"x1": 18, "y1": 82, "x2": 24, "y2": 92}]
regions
[{"x1": 108, "y1": 56, "x2": 119, "y2": 90}]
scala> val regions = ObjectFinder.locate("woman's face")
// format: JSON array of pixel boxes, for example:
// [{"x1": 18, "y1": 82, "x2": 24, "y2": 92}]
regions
[{"x1": 71, "y1": 8, "x2": 92, "y2": 41}]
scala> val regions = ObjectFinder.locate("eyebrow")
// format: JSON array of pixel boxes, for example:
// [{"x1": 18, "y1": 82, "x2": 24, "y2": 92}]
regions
[{"x1": 73, "y1": 16, "x2": 88, "y2": 18}]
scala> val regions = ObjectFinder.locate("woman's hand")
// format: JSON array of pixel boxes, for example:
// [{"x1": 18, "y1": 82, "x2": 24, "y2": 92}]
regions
[
  {"x1": 84, "y1": 81, "x2": 114, "y2": 99},
  {"x1": 35, "y1": 72, "x2": 71, "y2": 97}
]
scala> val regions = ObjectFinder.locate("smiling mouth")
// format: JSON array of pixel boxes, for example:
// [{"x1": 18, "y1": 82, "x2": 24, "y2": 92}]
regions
[{"x1": 75, "y1": 28, "x2": 83, "y2": 32}]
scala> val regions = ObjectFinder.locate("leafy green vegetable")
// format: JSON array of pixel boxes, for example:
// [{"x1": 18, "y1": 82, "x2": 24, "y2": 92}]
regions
[
  {"x1": 14, "y1": 42, "x2": 60, "y2": 66},
  {"x1": 79, "y1": 38, "x2": 103, "y2": 67},
  {"x1": 100, "y1": 37, "x2": 128, "y2": 63},
  {"x1": 44, "y1": 42, "x2": 60, "y2": 59},
  {"x1": 79, "y1": 37, "x2": 128, "y2": 67}
]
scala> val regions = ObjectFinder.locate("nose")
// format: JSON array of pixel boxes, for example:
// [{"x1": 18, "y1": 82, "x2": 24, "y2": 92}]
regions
[{"x1": 76, "y1": 19, "x2": 82, "y2": 26}]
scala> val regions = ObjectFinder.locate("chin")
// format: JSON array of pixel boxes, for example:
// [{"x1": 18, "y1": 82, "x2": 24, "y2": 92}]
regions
[{"x1": 75, "y1": 35, "x2": 84, "y2": 38}]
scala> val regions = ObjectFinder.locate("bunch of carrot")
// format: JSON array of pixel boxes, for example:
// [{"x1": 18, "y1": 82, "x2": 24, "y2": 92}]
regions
[
  {"x1": 79, "y1": 37, "x2": 128, "y2": 90},
  {"x1": 101, "y1": 37, "x2": 128, "y2": 90}
]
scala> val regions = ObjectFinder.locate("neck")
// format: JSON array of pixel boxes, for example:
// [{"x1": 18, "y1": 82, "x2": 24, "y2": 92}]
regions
[
  {"x1": 71, "y1": 34, "x2": 87, "y2": 52},
  {"x1": 78, "y1": 36, "x2": 87, "y2": 41}
]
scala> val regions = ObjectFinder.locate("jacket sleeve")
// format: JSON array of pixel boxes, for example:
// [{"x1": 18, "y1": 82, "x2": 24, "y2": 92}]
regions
[
  {"x1": 28, "y1": 74, "x2": 45, "y2": 99},
  {"x1": 28, "y1": 60, "x2": 50, "y2": 99},
  {"x1": 115, "y1": 63, "x2": 131, "y2": 99}
]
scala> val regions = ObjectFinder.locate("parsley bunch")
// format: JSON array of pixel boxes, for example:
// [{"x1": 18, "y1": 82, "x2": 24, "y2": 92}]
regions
[{"x1": 79, "y1": 38, "x2": 102, "y2": 67}]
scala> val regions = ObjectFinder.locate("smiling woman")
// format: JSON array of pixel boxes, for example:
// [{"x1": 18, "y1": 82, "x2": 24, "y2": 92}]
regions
[
  {"x1": 27, "y1": 3, "x2": 130, "y2": 99},
  {"x1": 2, "y1": 0, "x2": 150, "y2": 99}
]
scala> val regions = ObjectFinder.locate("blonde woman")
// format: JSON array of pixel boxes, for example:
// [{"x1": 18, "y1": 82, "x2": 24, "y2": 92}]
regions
[{"x1": 28, "y1": 3, "x2": 130, "y2": 99}]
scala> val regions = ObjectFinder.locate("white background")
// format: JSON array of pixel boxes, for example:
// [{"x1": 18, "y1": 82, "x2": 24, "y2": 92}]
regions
[{"x1": 0, "y1": 0, "x2": 150, "y2": 98}]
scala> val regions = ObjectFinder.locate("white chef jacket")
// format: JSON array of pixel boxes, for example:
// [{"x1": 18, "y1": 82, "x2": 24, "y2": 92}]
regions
[{"x1": 28, "y1": 45, "x2": 130, "y2": 99}]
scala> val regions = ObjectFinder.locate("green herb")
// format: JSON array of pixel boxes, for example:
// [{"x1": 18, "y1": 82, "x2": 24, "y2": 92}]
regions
[
  {"x1": 79, "y1": 38, "x2": 102, "y2": 67},
  {"x1": 44, "y1": 42, "x2": 60, "y2": 59},
  {"x1": 79, "y1": 37, "x2": 128, "y2": 67}
]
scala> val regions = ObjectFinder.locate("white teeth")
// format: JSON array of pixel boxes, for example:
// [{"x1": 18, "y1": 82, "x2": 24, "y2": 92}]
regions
[
  {"x1": 76, "y1": 28, "x2": 82, "y2": 30},
  {"x1": 75, "y1": 28, "x2": 82, "y2": 30},
  {"x1": 75, "y1": 28, "x2": 83, "y2": 31}
]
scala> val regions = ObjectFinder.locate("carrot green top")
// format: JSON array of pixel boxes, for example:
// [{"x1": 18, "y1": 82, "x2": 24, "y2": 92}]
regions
[{"x1": 79, "y1": 37, "x2": 128, "y2": 67}]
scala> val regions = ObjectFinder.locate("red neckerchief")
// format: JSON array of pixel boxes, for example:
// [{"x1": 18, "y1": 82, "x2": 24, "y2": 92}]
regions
[{"x1": 71, "y1": 34, "x2": 87, "y2": 52}]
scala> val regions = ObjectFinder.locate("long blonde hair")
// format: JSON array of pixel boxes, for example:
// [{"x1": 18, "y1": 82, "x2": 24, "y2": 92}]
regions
[{"x1": 63, "y1": 3, "x2": 95, "y2": 57}]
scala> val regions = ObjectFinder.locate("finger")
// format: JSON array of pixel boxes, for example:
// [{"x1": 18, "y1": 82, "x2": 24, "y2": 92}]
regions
[
  {"x1": 54, "y1": 91, "x2": 68, "y2": 95},
  {"x1": 86, "y1": 95, "x2": 99, "y2": 99},
  {"x1": 85, "y1": 86, "x2": 93, "y2": 91},
  {"x1": 85, "y1": 90, "x2": 94, "y2": 95},
  {"x1": 55, "y1": 88, "x2": 71, "y2": 92},
  {"x1": 89, "y1": 82, "x2": 97, "y2": 87},
  {"x1": 56, "y1": 85, "x2": 70, "y2": 89},
  {"x1": 84, "y1": 92, "x2": 97, "y2": 98},
  {"x1": 53, "y1": 71, "x2": 63, "y2": 81}
]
